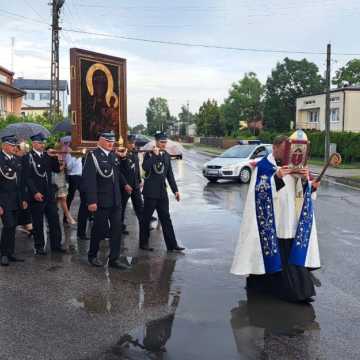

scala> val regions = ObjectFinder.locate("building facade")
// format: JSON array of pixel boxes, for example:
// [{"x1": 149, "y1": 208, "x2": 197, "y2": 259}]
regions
[
  {"x1": 13, "y1": 79, "x2": 69, "y2": 117},
  {"x1": 296, "y1": 88, "x2": 360, "y2": 132},
  {"x1": 0, "y1": 66, "x2": 25, "y2": 117}
]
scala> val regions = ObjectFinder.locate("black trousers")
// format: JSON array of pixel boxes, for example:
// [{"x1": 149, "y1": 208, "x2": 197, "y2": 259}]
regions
[
  {"x1": 30, "y1": 200, "x2": 62, "y2": 250},
  {"x1": 88, "y1": 206, "x2": 122, "y2": 261},
  {"x1": 121, "y1": 187, "x2": 144, "y2": 226},
  {"x1": 0, "y1": 209, "x2": 19, "y2": 256},
  {"x1": 66, "y1": 175, "x2": 88, "y2": 237},
  {"x1": 140, "y1": 196, "x2": 177, "y2": 250}
]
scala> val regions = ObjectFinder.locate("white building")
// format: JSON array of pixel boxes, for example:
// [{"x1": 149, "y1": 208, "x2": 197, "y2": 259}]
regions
[
  {"x1": 296, "y1": 87, "x2": 360, "y2": 132},
  {"x1": 13, "y1": 78, "x2": 69, "y2": 116}
]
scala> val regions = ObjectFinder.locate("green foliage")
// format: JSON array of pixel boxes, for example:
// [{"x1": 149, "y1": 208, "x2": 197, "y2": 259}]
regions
[
  {"x1": 222, "y1": 72, "x2": 264, "y2": 136},
  {"x1": 307, "y1": 131, "x2": 360, "y2": 163},
  {"x1": 195, "y1": 99, "x2": 225, "y2": 136},
  {"x1": 132, "y1": 123, "x2": 146, "y2": 134},
  {"x1": 333, "y1": 59, "x2": 360, "y2": 87},
  {"x1": 0, "y1": 113, "x2": 58, "y2": 131},
  {"x1": 145, "y1": 97, "x2": 173, "y2": 135},
  {"x1": 264, "y1": 58, "x2": 325, "y2": 131}
]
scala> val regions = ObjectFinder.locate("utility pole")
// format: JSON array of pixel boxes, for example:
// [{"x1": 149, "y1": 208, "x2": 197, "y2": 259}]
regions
[
  {"x1": 324, "y1": 43, "x2": 331, "y2": 161},
  {"x1": 11, "y1": 37, "x2": 15, "y2": 72},
  {"x1": 49, "y1": 0, "x2": 65, "y2": 122}
]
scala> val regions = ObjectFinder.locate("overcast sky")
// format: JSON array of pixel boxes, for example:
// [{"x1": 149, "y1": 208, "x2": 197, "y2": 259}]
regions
[{"x1": 1, "y1": 0, "x2": 360, "y2": 126}]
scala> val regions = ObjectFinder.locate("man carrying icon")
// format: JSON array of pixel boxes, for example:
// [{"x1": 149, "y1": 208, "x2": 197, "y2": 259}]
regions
[
  {"x1": 82, "y1": 131, "x2": 132, "y2": 269},
  {"x1": 139, "y1": 131, "x2": 184, "y2": 253}
]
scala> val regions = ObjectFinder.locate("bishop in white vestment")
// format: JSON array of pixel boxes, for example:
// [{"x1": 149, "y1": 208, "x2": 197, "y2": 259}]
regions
[{"x1": 231, "y1": 135, "x2": 321, "y2": 302}]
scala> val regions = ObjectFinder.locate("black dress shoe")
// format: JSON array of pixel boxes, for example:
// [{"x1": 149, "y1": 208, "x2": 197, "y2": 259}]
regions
[
  {"x1": 122, "y1": 229, "x2": 130, "y2": 235},
  {"x1": 8, "y1": 255, "x2": 25, "y2": 262},
  {"x1": 1, "y1": 256, "x2": 9, "y2": 266},
  {"x1": 34, "y1": 249, "x2": 47, "y2": 256},
  {"x1": 88, "y1": 257, "x2": 103, "y2": 267},
  {"x1": 168, "y1": 246, "x2": 185, "y2": 253},
  {"x1": 139, "y1": 245, "x2": 154, "y2": 251},
  {"x1": 108, "y1": 259, "x2": 131, "y2": 270},
  {"x1": 151, "y1": 216, "x2": 157, "y2": 222},
  {"x1": 52, "y1": 248, "x2": 68, "y2": 254}
]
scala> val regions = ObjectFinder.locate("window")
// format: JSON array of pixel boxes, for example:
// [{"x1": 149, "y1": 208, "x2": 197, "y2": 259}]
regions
[
  {"x1": 25, "y1": 92, "x2": 35, "y2": 100},
  {"x1": 304, "y1": 100, "x2": 316, "y2": 105},
  {"x1": 330, "y1": 108, "x2": 340, "y2": 123},
  {"x1": 331, "y1": 96, "x2": 340, "y2": 102},
  {"x1": 0, "y1": 74, "x2": 8, "y2": 83},
  {"x1": 40, "y1": 92, "x2": 50, "y2": 100},
  {"x1": 0, "y1": 95, "x2": 6, "y2": 114},
  {"x1": 308, "y1": 110, "x2": 319, "y2": 123}
]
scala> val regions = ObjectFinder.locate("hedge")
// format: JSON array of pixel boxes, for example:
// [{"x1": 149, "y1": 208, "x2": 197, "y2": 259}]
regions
[{"x1": 258, "y1": 130, "x2": 360, "y2": 163}]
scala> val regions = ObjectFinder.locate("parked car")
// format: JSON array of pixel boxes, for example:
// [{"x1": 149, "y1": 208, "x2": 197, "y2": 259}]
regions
[
  {"x1": 134, "y1": 134, "x2": 151, "y2": 149},
  {"x1": 202, "y1": 143, "x2": 272, "y2": 183}
]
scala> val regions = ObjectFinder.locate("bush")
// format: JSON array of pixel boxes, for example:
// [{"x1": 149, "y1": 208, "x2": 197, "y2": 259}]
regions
[{"x1": 307, "y1": 131, "x2": 360, "y2": 163}]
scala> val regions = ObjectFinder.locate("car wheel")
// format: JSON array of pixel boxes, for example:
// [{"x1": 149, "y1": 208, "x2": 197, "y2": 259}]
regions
[
  {"x1": 239, "y1": 167, "x2": 251, "y2": 184},
  {"x1": 206, "y1": 178, "x2": 218, "y2": 183}
]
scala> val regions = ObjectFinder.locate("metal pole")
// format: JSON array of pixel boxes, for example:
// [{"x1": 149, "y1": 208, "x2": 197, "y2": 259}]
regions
[{"x1": 325, "y1": 43, "x2": 331, "y2": 161}]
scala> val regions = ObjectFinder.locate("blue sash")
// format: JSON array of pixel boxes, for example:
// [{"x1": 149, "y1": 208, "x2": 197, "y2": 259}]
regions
[{"x1": 255, "y1": 157, "x2": 313, "y2": 273}]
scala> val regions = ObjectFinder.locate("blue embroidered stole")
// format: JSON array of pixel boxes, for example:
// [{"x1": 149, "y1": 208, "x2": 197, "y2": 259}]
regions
[{"x1": 255, "y1": 157, "x2": 313, "y2": 273}]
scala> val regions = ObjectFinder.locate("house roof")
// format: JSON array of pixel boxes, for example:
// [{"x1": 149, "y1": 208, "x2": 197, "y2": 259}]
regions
[
  {"x1": 0, "y1": 66, "x2": 14, "y2": 76},
  {"x1": 13, "y1": 78, "x2": 68, "y2": 92},
  {"x1": 0, "y1": 81, "x2": 26, "y2": 98},
  {"x1": 297, "y1": 87, "x2": 360, "y2": 99}
]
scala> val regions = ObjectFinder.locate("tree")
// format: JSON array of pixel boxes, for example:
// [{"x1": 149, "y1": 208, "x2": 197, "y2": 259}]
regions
[
  {"x1": 264, "y1": 58, "x2": 325, "y2": 131},
  {"x1": 195, "y1": 99, "x2": 225, "y2": 136},
  {"x1": 145, "y1": 97, "x2": 172, "y2": 135},
  {"x1": 178, "y1": 104, "x2": 195, "y2": 137},
  {"x1": 132, "y1": 123, "x2": 145, "y2": 134},
  {"x1": 222, "y1": 72, "x2": 264, "y2": 136},
  {"x1": 333, "y1": 59, "x2": 360, "y2": 87}
]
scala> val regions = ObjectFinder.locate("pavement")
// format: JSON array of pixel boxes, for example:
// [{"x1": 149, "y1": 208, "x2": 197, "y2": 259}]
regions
[{"x1": 1, "y1": 147, "x2": 360, "y2": 359}]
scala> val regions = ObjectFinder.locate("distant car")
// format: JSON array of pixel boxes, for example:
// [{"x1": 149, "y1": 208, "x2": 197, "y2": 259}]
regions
[
  {"x1": 202, "y1": 143, "x2": 272, "y2": 183},
  {"x1": 134, "y1": 134, "x2": 150, "y2": 149}
]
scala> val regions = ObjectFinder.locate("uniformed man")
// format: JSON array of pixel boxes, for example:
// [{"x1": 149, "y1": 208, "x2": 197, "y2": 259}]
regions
[
  {"x1": 0, "y1": 135, "x2": 27, "y2": 266},
  {"x1": 82, "y1": 131, "x2": 132, "y2": 269},
  {"x1": 118, "y1": 134, "x2": 143, "y2": 235},
  {"x1": 22, "y1": 133, "x2": 64, "y2": 255},
  {"x1": 139, "y1": 131, "x2": 185, "y2": 252}
]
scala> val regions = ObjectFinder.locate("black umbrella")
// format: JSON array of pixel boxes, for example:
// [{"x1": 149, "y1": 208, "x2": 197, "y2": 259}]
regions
[
  {"x1": 0, "y1": 122, "x2": 51, "y2": 141},
  {"x1": 53, "y1": 120, "x2": 72, "y2": 134}
]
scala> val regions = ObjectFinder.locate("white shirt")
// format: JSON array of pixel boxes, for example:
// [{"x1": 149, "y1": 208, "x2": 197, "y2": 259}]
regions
[
  {"x1": 65, "y1": 154, "x2": 82, "y2": 176},
  {"x1": 2, "y1": 151, "x2": 13, "y2": 160},
  {"x1": 33, "y1": 149, "x2": 43, "y2": 157},
  {"x1": 98, "y1": 146, "x2": 110, "y2": 156}
]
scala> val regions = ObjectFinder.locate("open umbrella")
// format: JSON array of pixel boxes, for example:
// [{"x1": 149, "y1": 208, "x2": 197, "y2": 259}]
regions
[
  {"x1": 0, "y1": 122, "x2": 51, "y2": 141},
  {"x1": 141, "y1": 139, "x2": 184, "y2": 157},
  {"x1": 53, "y1": 119, "x2": 72, "y2": 134}
]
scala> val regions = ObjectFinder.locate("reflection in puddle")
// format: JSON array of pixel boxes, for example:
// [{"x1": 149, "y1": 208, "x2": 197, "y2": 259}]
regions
[{"x1": 231, "y1": 290, "x2": 321, "y2": 359}]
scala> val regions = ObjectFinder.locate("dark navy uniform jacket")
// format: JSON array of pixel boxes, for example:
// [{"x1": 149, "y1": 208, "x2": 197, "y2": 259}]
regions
[
  {"x1": 82, "y1": 147, "x2": 128, "y2": 208},
  {"x1": 142, "y1": 151, "x2": 178, "y2": 199},
  {"x1": 22, "y1": 150, "x2": 61, "y2": 202},
  {"x1": 0, "y1": 151, "x2": 26, "y2": 211},
  {"x1": 119, "y1": 150, "x2": 142, "y2": 189}
]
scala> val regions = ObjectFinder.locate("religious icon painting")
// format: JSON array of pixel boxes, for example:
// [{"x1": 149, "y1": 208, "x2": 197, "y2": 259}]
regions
[
  {"x1": 70, "y1": 48, "x2": 127, "y2": 149},
  {"x1": 283, "y1": 129, "x2": 310, "y2": 169}
]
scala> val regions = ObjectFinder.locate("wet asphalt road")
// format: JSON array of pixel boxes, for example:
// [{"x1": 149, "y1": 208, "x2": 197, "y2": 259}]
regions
[{"x1": 1, "y1": 148, "x2": 360, "y2": 360}]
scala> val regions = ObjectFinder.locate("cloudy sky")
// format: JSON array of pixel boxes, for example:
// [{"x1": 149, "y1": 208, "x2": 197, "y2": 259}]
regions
[{"x1": 1, "y1": 0, "x2": 360, "y2": 126}]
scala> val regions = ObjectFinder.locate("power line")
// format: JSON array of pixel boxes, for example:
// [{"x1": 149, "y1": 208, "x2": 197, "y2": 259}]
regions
[
  {"x1": 62, "y1": 28, "x2": 360, "y2": 56},
  {"x1": 0, "y1": 8, "x2": 50, "y2": 25},
  {"x1": 22, "y1": 0, "x2": 47, "y2": 22},
  {"x1": 1, "y1": 7, "x2": 360, "y2": 57}
]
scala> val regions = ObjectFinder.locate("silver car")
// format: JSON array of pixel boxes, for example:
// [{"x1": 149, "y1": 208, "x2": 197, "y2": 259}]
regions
[{"x1": 202, "y1": 144, "x2": 272, "y2": 183}]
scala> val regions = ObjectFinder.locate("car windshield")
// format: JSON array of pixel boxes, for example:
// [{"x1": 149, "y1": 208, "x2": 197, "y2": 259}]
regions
[{"x1": 220, "y1": 145, "x2": 256, "y2": 158}]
